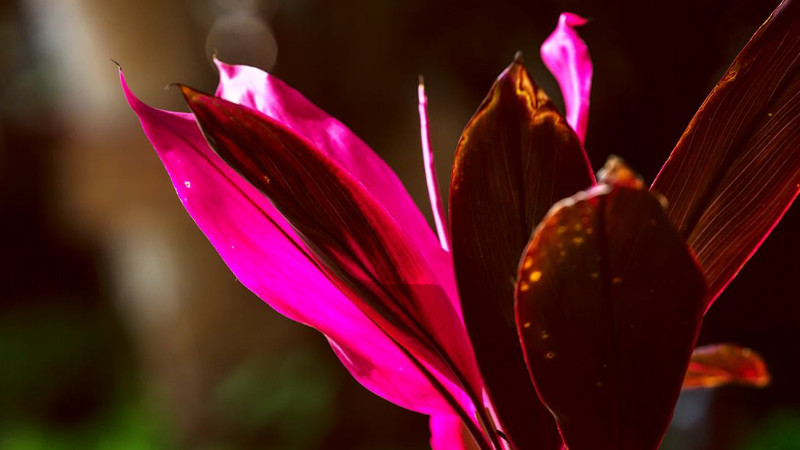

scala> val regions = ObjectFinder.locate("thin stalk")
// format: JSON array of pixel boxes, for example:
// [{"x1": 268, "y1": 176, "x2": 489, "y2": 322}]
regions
[{"x1": 418, "y1": 77, "x2": 451, "y2": 251}]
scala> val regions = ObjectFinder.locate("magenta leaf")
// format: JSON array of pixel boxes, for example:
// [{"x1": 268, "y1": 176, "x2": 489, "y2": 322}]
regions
[
  {"x1": 652, "y1": 0, "x2": 800, "y2": 309},
  {"x1": 449, "y1": 55, "x2": 594, "y2": 449},
  {"x1": 213, "y1": 61, "x2": 459, "y2": 311},
  {"x1": 179, "y1": 85, "x2": 487, "y2": 432},
  {"x1": 541, "y1": 12, "x2": 593, "y2": 143},
  {"x1": 121, "y1": 72, "x2": 460, "y2": 417},
  {"x1": 430, "y1": 414, "x2": 479, "y2": 450},
  {"x1": 516, "y1": 159, "x2": 707, "y2": 450}
]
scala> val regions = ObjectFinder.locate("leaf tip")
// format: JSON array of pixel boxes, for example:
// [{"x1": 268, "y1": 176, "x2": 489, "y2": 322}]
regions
[
  {"x1": 597, "y1": 156, "x2": 645, "y2": 190},
  {"x1": 176, "y1": 84, "x2": 206, "y2": 104}
]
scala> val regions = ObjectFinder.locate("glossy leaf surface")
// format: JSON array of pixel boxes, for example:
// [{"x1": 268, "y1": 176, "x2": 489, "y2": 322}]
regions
[
  {"x1": 121, "y1": 73, "x2": 456, "y2": 417},
  {"x1": 213, "y1": 60, "x2": 460, "y2": 311},
  {"x1": 449, "y1": 55, "x2": 594, "y2": 448},
  {"x1": 430, "y1": 415, "x2": 480, "y2": 450},
  {"x1": 683, "y1": 344, "x2": 770, "y2": 389},
  {"x1": 180, "y1": 86, "x2": 483, "y2": 422},
  {"x1": 516, "y1": 162, "x2": 707, "y2": 450},
  {"x1": 652, "y1": 0, "x2": 800, "y2": 308}
]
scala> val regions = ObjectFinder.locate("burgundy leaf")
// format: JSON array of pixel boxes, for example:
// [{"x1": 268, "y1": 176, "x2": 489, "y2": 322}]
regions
[
  {"x1": 179, "y1": 86, "x2": 485, "y2": 433},
  {"x1": 449, "y1": 54, "x2": 594, "y2": 448},
  {"x1": 683, "y1": 344, "x2": 770, "y2": 389},
  {"x1": 516, "y1": 159, "x2": 707, "y2": 450},
  {"x1": 213, "y1": 60, "x2": 460, "y2": 312},
  {"x1": 652, "y1": 0, "x2": 800, "y2": 308}
]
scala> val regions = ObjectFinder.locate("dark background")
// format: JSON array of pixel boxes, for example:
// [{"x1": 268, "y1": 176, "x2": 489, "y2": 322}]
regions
[{"x1": 1, "y1": 0, "x2": 798, "y2": 448}]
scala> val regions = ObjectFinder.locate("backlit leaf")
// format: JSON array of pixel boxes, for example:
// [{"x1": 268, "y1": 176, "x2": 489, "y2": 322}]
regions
[
  {"x1": 180, "y1": 86, "x2": 484, "y2": 430},
  {"x1": 683, "y1": 344, "x2": 770, "y2": 389},
  {"x1": 652, "y1": 0, "x2": 800, "y2": 309},
  {"x1": 516, "y1": 159, "x2": 706, "y2": 450},
  {"x1": 449, "y1": 55, "x2": 594, "y2": 448}
]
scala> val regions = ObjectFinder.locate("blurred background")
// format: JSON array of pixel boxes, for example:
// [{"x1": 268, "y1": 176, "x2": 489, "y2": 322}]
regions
[{"x1": 1, "y1": 0, "x2": 799, "y2": 448}]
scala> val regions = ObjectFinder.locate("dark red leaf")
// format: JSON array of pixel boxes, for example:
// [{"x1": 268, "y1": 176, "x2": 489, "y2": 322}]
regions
[
  {"x1": 652, "y1": 0, "x2": 800, "y2": 308},
  {"x1": 449, "y1": 55, "x2": 594, "y2": 448},
  {"x1": 683, "y1": 344, "x2": 770, "y2": 389},
  {"x1": 516, "y1": 159, "x2": 707, "y2": 450},
  {"x1": 179, "y1": 86, "x2": 486, "y2": 432}
]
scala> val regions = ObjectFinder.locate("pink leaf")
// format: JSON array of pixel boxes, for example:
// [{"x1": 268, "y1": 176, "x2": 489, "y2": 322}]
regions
[
  {"x1": 214, "y1": 60, "x2": 460, "y2": 313},
  {"x1": 179, "y1": 84, "x2": 485, "y2": 429},
  {"x1": 121, "y1": 70, "x2": 458, "y2": 417},
  {"x1": 430, "y1": 415, "x2": 479, "y2": 450},
  {"x1": 541, "y1": 12, "x2": 593, "y2": 143}
]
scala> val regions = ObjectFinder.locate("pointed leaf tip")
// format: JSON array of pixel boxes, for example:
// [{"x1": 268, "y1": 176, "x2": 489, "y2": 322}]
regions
[
  {"x1": 597, "y1": 156, "x2": 645, "y2": 190},
  {"x1": 561, "y1": 12, "x2": 589, "y2": 26},
  {"x1": 178, "y1": 84, "x2": 206, "y2": 102},
  {"x1": 450, "y1": 57, "x2": 593, "y2": 449}
]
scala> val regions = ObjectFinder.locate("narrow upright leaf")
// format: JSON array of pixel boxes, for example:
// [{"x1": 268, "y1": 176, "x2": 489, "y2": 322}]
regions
[
  {"x1": 541, "y1": 12, "x2": 593, "y2": 143},
  {"x1": 449, "y1": 55, "x2": 594, "y2": 448},
  {"x1": 516, "y1": 160, "x2": 707, "y2": 450},
  {"x1": 652, "y1": 0, "x2": 800, "y2": 308}
]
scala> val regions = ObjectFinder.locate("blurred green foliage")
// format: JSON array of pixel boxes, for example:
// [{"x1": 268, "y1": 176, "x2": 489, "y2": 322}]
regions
[
  {"x1": 0, "y1": 301, "x2": 417, "y2": 449},
  {"x1": 211, "y1": 348, "x2": 337, "y2": 450},
  {"x1": 740, "y1": 410, "x2": 800, "y2": 450},
  {"x1": 0, "y1": 304, "x2": 173, "y2": 450}
]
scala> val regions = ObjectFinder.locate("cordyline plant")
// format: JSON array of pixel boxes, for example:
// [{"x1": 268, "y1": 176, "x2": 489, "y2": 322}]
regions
[{"x1": 122, "y1": 1, "x2": 798, "y2": 448}]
